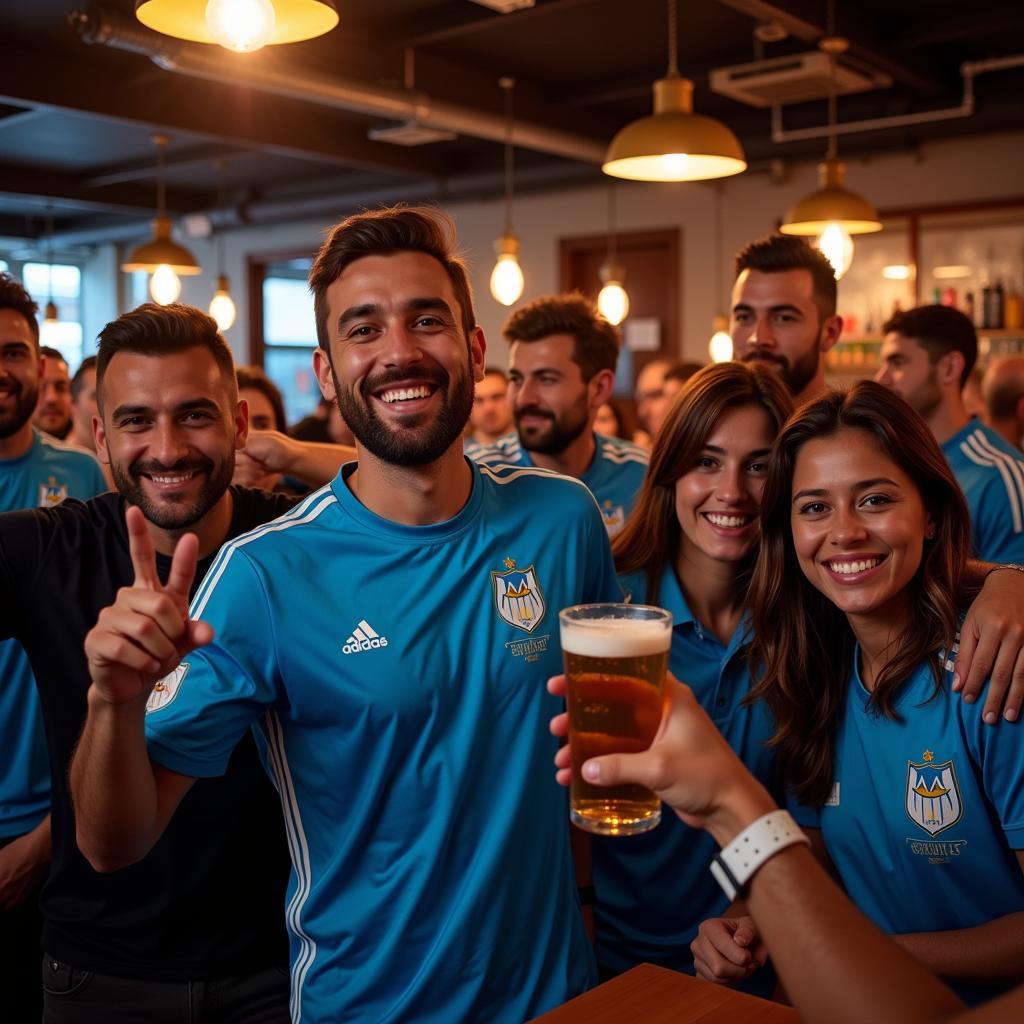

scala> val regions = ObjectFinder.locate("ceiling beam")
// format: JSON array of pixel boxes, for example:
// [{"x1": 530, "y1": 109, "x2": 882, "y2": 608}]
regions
[
  {"x1": 0, "y1": 43, "x2": 452, "y2": 179},
  {"x1": 83, "y1": 145, "x2": 244, "y2": 188},
  {"x1": 712, "y1": 0, "x2": 944, "y2": 95},
  {"x1": 0, "y1": 164, "x2": 210, "y2": 219},
  {"x1": 403, "y1": 0, "x2": 596, "y2": 49}
]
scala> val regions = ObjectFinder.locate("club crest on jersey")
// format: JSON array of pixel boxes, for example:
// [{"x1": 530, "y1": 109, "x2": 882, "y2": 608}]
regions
[
  {"x1": 905, "y1": 750, "x2": 962, "y2": 836},
  {"x1": 38, "y1": 475, "x2": 68, "y2": 507},
  {"x1": 146, "y1": 663, "x2": 189, "y2": 715},
  {"x1": 601, "y1": 500, "x2": 626, "y2": 537},
  {"x1": 492, "y1": 557, "x2": 546, "y2": 633}
]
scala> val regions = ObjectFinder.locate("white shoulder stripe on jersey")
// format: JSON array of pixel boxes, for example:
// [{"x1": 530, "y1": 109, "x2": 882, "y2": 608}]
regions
[
  {"x1": 188, "y1": 486, "x2": 334, "y2": 613},
  {"x1": 961, "y1": 431, "x2": 1024, "y2": 534},
  {"x1": 476, "y1": 461, "x2": 605, "y2": 517},
  {"x1": 190, "y1": 491, "x2": 338, "y2": 619},
  {"x1": 262, "y1": 711, "x2": 316, "y2": 1024},
  {"x1": 37, "y1": 432, "x2": 101, "y2": 460},
  {"x1": 600, "y1": 450, "x2": 649, "y2": 466}
]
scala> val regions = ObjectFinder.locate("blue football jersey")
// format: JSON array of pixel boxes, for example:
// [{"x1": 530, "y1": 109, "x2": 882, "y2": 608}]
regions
[
  {"x1": 941, "y1": 421, "x2": 1024, "y2": 563},
  {"x1": 145, "y1": 461, "x2": 620, "y2": 1023},
  {"x1": 471, "y1": 432, "x2": 648, "y2": 536},
  {"x1": 790, "y1": 648, "x2": 1024, "y2": 1004},
  {"x1": 0, "y1": 432, "x2": 106, "y2": 837},
  {"x1": 594, "y1": 566, "x2": 777, "y2": 990}
]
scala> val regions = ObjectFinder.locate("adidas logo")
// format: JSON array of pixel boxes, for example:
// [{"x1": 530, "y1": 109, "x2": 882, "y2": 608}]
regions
[{"x1": 342, "y1": 619, "x2": 389, "y2": 655}]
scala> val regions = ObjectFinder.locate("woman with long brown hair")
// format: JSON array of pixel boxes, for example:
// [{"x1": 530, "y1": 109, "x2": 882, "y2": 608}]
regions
[
  {"x1": 589, "y1": 361, "x2": 792, "y2": 987},
  {"x1": 742, "y1": 381, "x2": 1024, "y2": 1003}
]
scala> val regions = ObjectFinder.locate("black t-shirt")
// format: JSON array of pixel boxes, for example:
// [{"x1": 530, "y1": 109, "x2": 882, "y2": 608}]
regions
[{"x1": 0, "y1": 487, "x2": 296, "y2": 979}]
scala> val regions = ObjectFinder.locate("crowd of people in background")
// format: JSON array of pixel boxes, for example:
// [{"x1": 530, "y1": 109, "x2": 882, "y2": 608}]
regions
[{"x1": 1, "y1": 206, "x2": 1024, "y2": 1024}]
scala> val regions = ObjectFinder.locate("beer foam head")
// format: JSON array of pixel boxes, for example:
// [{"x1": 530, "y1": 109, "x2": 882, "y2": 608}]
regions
[{"x1": 560, "y1": 616, "x2": 670, "y2": 658}]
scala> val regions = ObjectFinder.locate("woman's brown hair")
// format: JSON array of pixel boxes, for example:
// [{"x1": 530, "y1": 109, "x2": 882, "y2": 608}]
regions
[
  {"x1": 746, "y1": 380, "x2": 973, "y2": 807},
  {"x1": 613, "y1": 362, "x2": 793, "y2": 604}
]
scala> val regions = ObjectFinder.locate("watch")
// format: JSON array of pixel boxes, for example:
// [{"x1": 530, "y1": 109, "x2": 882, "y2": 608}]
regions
[{"x1": 710, "y1": 810, "x2": 810, "y2": 902}]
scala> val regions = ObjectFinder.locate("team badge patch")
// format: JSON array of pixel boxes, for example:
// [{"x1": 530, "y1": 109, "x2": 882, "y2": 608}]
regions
[
  {"x1": 38, "y1": 476, "x2": 68, "y2": 507},
  {"x1": 492, "y1": 557, "x2": 546, "y2": 634},
  {"x1": 146, "y1": 663, "x2": 189, "y2": 715},
  {"x1": 601, "y1": 500, "x2": 626, "y2": 537},
  {"x1": 905, "y1": 750, "x2": 962, "y2": 836}
]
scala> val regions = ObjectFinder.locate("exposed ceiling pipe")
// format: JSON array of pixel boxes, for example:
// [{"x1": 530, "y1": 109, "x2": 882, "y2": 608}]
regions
[
  {"x1": 47, "y1": 161, "x2": 602, "y2": 249},
  {"x1": 771, "y1": 53, "x2": 1024, "y2": 144},
  {"x1": 69, "y1": 7, "x2": 606, "y2": 165}
]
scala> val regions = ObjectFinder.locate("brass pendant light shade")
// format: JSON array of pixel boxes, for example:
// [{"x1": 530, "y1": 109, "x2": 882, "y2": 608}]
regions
[
  {"x1": 779, "y1": 157, "x2": 882, "y2": 236},
  {"x1": 135, "y1": 0, "x2": 339, "y2": 47},
  {"x1": 122, "y1": 217, "x2": 202, "y2": 275},
  {"x1": 603, "y1": 77, "x2": 746, "y2": 182}
]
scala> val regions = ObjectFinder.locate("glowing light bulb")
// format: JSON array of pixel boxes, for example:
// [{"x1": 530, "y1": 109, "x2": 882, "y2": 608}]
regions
[
  {"x1": 597, "y1": 281, "x2": 630, "y2": 326},
  {"x1": 816, "y1": 222, "x2": 855, "y2": 280},
  {"x1": 205, "y1": 0, "x2": 276, "y2": 53},
  {"x1": 150, "y1": 264, "x2": 181, "y2": 305},
  {"x1": 209, "y1": 279, "x2": 237, "y2": 331},
  {"x1": 662, "y1": 153, "x2": 689, "y2": 177},
  {"x1": 490, "y1": 254, "x2": 525, "y2": 307},
  {"x1": 709, "y1": 330, "x2": 733, "y2": 363}
]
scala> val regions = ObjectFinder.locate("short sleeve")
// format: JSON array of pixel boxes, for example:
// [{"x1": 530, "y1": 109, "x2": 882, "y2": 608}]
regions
[
  {"x1": 144, "y1": 545, "x2": 280, "y2": 779},
  {"x1": 972, "y1": 473, "x2": 1024, "y2": 564},
  {"x1": 965, "y1": 698, "x2": 1024, "y2": 848}
]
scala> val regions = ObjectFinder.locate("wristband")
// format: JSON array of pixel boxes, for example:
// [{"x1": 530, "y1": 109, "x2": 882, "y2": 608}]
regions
[{"x1": 710, "y1": 810, "x2": 810, "y2": 901}]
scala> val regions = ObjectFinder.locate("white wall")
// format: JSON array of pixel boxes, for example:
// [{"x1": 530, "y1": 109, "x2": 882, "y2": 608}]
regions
[{"x1": 118, "y1": 129, "x2": 1024, "y2": 365}]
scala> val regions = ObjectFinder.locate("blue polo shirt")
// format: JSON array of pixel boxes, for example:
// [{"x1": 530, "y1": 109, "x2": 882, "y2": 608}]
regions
[
  {"x1": 0, "y1": 431, "x2": 106, "y2": 837},
  {"x1": 790, "y1": 647, "x2": 1024, "y2": 1005},
  {"x1": 941, "y1": 421, "x2": 1024, "y2": 563},
  {"x1": 593, "y1": 564, "x2": 777, "y2": 983},
  {"x1": 145, "y1": 461, "x2": 620, "y2": 1023},
  {"x1": 471, "y1": 432, "x2": 648, "y2": 536}
]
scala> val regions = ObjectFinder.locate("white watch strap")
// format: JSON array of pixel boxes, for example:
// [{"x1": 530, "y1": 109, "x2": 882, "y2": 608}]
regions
[{"x1": 710, "y1": 810, "x2": 810, "y2": 902}]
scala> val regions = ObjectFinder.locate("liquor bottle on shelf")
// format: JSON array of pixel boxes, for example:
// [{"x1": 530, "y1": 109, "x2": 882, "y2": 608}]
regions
[
  {"x1": 965, "y1": 291, "x2": 976, "y2": 322},
  {"x1": 1005, "y1": 284, "x2": 1022, "y2": 331},
  {"x1": 941, "y1": 286, "x2": 957, "y2": 308}
]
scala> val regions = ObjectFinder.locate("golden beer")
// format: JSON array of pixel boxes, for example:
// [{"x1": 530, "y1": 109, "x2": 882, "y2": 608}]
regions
[{"x1": 559, "y1": 605, "x2": 672, "y2": 836}]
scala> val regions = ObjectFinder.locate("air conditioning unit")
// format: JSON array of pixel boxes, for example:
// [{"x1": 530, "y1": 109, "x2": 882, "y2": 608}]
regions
[
  {"x1": 368, "y1": 121, "x2": 457, "y2": 147},
  {"x1": 468, "y1": 0, "x2": 535, "y2": 12},
  {"x1": 710, "y1": 51, "x2": 890, "y2": 108}
]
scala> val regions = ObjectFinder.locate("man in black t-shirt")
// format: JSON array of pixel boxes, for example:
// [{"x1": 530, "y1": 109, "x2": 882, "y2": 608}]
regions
[{"x1": 0, "y1": 303, "x2": 345, "y2": 1022}]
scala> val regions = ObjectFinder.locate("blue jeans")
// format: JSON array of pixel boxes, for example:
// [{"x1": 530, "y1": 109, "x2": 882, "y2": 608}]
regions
[{"x1": 41, "y1": 956, "x2": 289, "y2": 1024}]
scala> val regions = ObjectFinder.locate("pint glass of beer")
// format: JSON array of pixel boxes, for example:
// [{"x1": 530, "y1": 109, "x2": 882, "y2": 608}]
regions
[{"x1": 559, "y1": 603, "x2": 672, "y2": 836}]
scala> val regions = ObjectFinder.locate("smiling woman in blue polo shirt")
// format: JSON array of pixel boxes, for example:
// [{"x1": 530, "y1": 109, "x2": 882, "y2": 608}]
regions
[
  {"x1": 745, "y1": 382, "x2": 1024, "y2": 1005},
  {"x1": 590, "y1": 361, "x2": 793, "y2": 988}
]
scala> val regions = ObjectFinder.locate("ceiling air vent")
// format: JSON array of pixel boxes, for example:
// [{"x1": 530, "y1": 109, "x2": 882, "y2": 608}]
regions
[{"x1": 710, "y1": 51, "x2": 890, "y2": 108}]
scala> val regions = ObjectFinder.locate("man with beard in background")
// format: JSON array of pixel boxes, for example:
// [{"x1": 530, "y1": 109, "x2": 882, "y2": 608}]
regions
[
  {"x1": 0, "y1": 274, "x2": 106, "y2": 1019},
  {"x1": 33, "y1": 347, "x2": 73, "y2": 439},
  {"x1": 729, "y1": 234, "x2": 843, "y2": 407},
  {"x1": 472, "y1": 293, "x2": 648, "y2": 536}
]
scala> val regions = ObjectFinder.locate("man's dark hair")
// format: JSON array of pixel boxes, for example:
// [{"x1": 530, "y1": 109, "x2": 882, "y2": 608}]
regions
[
  {"x1": 40, "y1": 345, "x2": 68, "y2": 366},
  {"x1": 0, "y1": 271, "x2": 40, "y2": 343},
  {"x1": 883, "y1": 304, "x2": 978, "y2": 387},
  {"x1": 71, "y1": 355, "x2": 98, "y2": 402},
  {"x1": 95, "y1": 303, "x2": 236, "y2": 410},
  {"x1": 236, "y1": 364, "x2": 288, "y2": 433},
  {"x1": 503, "y1": 293, "x2": 621, "y2": 381},
  {"x1": 664, "y1": 361, "x2": 704, "y2": 384},
  {"x1": 309, "y1": 205, "x2": 476, "y2": 351},
  {"x1": 734, "y1": 235, "x2": 838, "y2": 320}
]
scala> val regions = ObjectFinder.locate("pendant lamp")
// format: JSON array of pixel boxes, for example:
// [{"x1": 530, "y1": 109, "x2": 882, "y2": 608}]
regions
[
  {"x1": 597, "y1": 184, "x2": 629, "y2": 326},
  {"x1": 603, "y1": 0, "x2": 746, "y2": 182},
  {"x1": 490, "y1": 77, "x2": 525, "y2": 307},
  {"x1": 122, "y1": 135, "x2": 201, "y2": 304},
  {"x1": 135, "y1": 0, "x2": 339, "y2": 53},
  {"x1": 208, "y1": 161, "x2": 237, "y2": 331},
  {"x1": 779, "y1": 22, "x2": 881, "y2": 278}
]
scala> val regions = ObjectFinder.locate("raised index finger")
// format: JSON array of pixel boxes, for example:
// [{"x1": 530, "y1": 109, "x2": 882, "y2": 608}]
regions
[
  {"x1": 164, "y1": 532, "x2": 200, "y2": 609},
  {"x1": 125, "y1": 504, "x2": 160, "y2": 591}
]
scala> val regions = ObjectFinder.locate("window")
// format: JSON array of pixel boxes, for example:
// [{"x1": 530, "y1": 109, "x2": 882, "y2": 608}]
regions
[
  {"x1": 22, "y1": 262, "x2": 85, "y2": 371},
  {"x1": 261, "y1": 258, "x2": 321, "y2": 425}
]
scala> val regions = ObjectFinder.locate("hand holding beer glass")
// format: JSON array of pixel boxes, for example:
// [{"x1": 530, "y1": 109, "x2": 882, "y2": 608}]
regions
[{"x1": 559, "y1": 603, "x2": 672, "y2": 835}]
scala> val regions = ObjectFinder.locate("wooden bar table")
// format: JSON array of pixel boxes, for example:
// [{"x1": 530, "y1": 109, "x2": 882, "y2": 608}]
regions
[{"x1": 530, "y1": 963, "x2": 799, "y2": 1023}]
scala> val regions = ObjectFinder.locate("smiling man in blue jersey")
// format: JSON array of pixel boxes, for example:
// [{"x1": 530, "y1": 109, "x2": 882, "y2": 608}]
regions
[
  {"x1": 472, "y1": 293, "x2": 648, "y2": 536},
  {"x1": 877, "y1": 304, "x2": 1024, "y2": 563},
  {"x1": 72, "y1": 206, "x2": 619, "y2": 1024}
]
